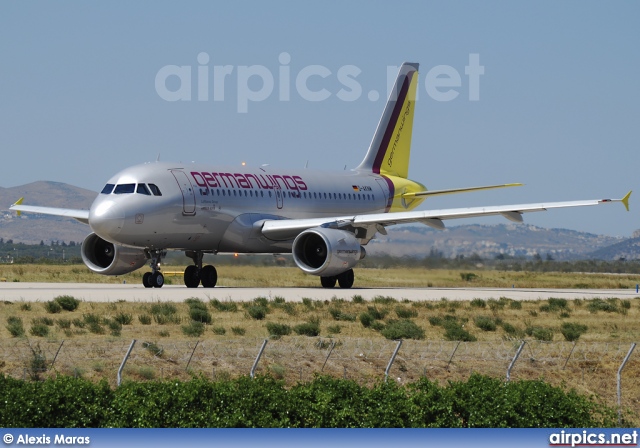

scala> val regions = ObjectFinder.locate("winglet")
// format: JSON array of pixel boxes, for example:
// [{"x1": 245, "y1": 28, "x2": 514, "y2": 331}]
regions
[
  {"x1": 622, "y1": 190, "x2": 632, "y2": 212},
  {"x1": 12, "y1": 197, "x2": 24, "y2": 216}
]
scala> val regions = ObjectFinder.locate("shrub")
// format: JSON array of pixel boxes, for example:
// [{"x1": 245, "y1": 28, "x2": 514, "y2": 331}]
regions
[
  {"x1": 443, "y1": 321, "x2": 476, "y2": 342},
  {"x1": 371, "y1": 321, "x2": 386, "y2": 332},
  {"x1": 6, "y1": 316, "x2": 25, "y2": 337},
  {"x1": 294, "y1": 318, "x2": 320, "y2": 336},
  {"x1": 54, "y1": 295, "x2": 80, "y2": 311},
  {"x1": 106, "y1": 319, "x2": 122, "y2": 336},
  {"x1": 138, "y1": 314, "x2": 152, "y2": 325},
  {"x1": 247, "y1": 305, "x2": 268, "y2": 320},
  {"x1": 231, "y1": 326, "x2": 246, "y2": 335},
  {"x1": 32, "y1": 317, "x2": 54, "y2": 326},
  {"x1": 351, "y1": 294, "x2": 365, "y2": 304},
  {"x1": 561, "y1": 322, "x2": 588, "y2": 342},
  {"x1": 501, "y1": 322, "x2": 524, "y2": 338},
  {"x1": 526, "y1": 326, "x2": 554, "y2": 341},
  {"x1": 329, "y1": 308, "x2": 356, "y2": 321},
  {"x1": 150, "y1": 303, "x2": 177, "y2": 316},
  {"x1": 182, "y1": 321, "x2": 205, "y2": 337},
  {"x1": 44, "y1": 301, "x2": 62, "y2": 314},
  {"x1": 212, "y1": 326, "x2": 226, "y2": 335},
  {"x1": 359, "y1": 312, "x2": 374, "y2": 328},
  {"x1": 428, "y1": 316, "x2": 443, "y2": 326},
  {"x1": 209, "y1": 299, "x2": 238, "y2": 312},
  {"x1": 460, "y1": 272, "x2": 478, "y2": 281},
  {"x1": 372, "y1": 295, "x2": 397, "y2": 305},
  {"x1": 395, "y1": 306, "x2": 418, "y2": 319},
  {"x1": 282, "y1": 303, "x2": 297, "y2": 316},
  {"x1": 381, "y1": 319, "x2": 425, "y2": 340},
  {"x1": 302, "y1": 297, "x2": 313, "y2": 309},
  {"x1": 266, "y1": 322, "x2": 292, "y2": 337},
  {"x1": 56, "y1": 318, "x2": 72, "y2": 330},
  {"x1": 20, "y1": 303, "x2": 31, "y2": 311},
  {"x1": 470, "y1": 298, "x2": 486, "y2": 308},
  {"x1": 366, "y1": 306, "x2": 387, "y2": 320},
  {"x1": 509, "y1": 301, "x2": 522, "y2": 310},
  {"x1": 548, "y1": 298, "x2": 568, "y2": 311},
  {"x1": 30, "y1": 323, "x2": 50, "y2": 337},
  {"x1": 114, "y1": 312, "x2": 133, "y2": 325},
  {"x1": 327, "y1": 324, "x2": 341, "y2": 334},
  {"x1": 87, "y1": 322, "x2": 105, "y2": 335},
  {"x1": 587, "y1": 298, "x2": 619, "y2": 313},
  {"x1": 474, "y1": 316, "x2": 497, "y2": 332},
  {"x1": 189, "y1": 307, "x2": 212, "y2": 324}
]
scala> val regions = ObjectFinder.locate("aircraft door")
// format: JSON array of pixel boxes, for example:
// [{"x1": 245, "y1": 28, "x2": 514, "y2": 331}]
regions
[
  {"x1": 171, "y1": 170, "x2": 197, "y2": 216},
  {"x1": 274, "y1": 185, "x2": 284, "y2": 209}
]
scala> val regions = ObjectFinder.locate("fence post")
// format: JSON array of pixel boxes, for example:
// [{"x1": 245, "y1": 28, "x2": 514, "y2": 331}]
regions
[
  {"x1": 185, "y1": 340, "x2": 200, "y2": 371},
  {"x1": 617, "y1": 342, "x2": 636, "y2": 425},
  {"x1": 250, "y1": 339, "x2": 268, "y2": 379},
  {"x1": 507, "y1": 341, "x2": 526, "y2": 382},
  {"x1": 321, "y1": 341, "x2": 336, "y2": 372},
  {"x1": 49, "y1": 340, "x2": 65, "y2": 370},
  {"x1": 117, "y1": 339, "x2": 136, "y2": 387},
  {"x1": 562, "y1": 342, "x2": 577, "y2": 370},
  {"x1": 385, "y1": 340, "x2": 403, "y2": 382},
  {"x1": 447, "y1": 341, "x2": 461, "y2": 367}
]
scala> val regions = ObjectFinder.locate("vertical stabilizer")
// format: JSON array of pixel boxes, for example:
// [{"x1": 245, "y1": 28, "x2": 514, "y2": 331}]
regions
[{"x1": 356, "y1": 62, "x2": 419, "y2": 179}]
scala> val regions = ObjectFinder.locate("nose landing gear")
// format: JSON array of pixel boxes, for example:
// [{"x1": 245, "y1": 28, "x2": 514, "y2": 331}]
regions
[{"x1": 143, "y1": 250, "x2": 166, "y2": 288}]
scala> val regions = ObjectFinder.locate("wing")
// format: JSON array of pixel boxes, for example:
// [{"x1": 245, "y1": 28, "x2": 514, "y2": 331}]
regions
[
  {"x1": 260, "y1": 191, "x2": 632, "y2": 241},
  {"x1": 10, "y1": 198, "x2": 90, "y2": 224},
  {"x1": 401, "y1": 183, "x2": 523, "y2": 198}
]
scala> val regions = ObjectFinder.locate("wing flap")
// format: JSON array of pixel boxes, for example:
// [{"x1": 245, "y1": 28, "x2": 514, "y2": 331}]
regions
[{"x1": 260, "y1": 192, "x2": 631, "y2": 241}]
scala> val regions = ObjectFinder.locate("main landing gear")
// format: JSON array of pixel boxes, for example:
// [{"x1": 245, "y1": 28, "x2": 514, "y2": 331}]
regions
[
  {"x1": 320, "y1": 269, "x2": 354, "y2": 289},
  {"x1": 184, "y1": 250, "x2": 217, "y2": 288},
  {"x1": 141, "y1": 250, "x2": 217, "y2": 288}
]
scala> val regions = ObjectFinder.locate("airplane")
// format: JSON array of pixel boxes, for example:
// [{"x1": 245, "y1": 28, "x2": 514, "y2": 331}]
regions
[{"x1": 10, "y1": 62, "x2": 631, "y2": 289}]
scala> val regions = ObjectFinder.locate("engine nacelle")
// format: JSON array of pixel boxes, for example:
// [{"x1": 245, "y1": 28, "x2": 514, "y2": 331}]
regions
[
  {"x1": 292, "y1": 227, "x2": 365, "y2": 277},
  {"x1": 81, "y1": 233, "x2": 147, "y2": 276}
]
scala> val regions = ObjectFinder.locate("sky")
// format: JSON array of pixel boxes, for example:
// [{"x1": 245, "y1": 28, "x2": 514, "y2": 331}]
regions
[{"x1": 1, "y1": 1, "x2": 638, "y2": 237}]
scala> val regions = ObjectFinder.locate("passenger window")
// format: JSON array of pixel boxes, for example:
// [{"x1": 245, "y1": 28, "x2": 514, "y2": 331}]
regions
[
  {"x1": 101, "y1": 184, "x2": 115, "y2": 194},
  {"x1": 114, "y1": 183, "x2": 135, "y2": 194},
  {"x1": 136, "y1": 184, "x2": 151, "y2": 195},
  {"x1": 148, "y1": 184, "x2": 162, "y2": 196}
]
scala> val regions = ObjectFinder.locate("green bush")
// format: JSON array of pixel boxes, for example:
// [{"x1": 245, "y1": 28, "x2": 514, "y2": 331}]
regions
[
  {"x1": 56, "y1": 318, "x2": 72, "y2": 329},
  {"x1": 443, "y1": 321, "x2": 476, "y2": 342},
  {"x1": 561, "y1": 322, "x2": 588, "y2": 342},
  {"x1": 470, "y1": 298, "x2": 486, "y2": 308},
  {"x1": 6, "y1": 316, "x2": 25, "y2": 337},
  {"x1": 587, "y1": 298, "x2": 619, "y2": 313},
  {"x1": 150, "y1": 303, "x2": 177, "y2": 316},
  {"x1": 182, "y1": 321, "x2": 205, "y2": 337},
  {"x1": 366, "y1": 306, "x2": 387, "y2": 320},
  {"x1": 30, "y1": 323, "x2": 50, "y2": 337},
  {"x1": 266, "y1": 322, "x2": 292, "y2": 337},
  {"x1": 526, "y1": 326, "x2": 554, "y2": 341},
  {"x1": 231, "y1": 326, "x2": 246, "y2": 335},
  {"x1": 359, "y1": 312, "x2": 374, "y2": 328},
  {"x1": 114, "y1": 312, "x2": 133, "y2": 325},
  {"x1": 351, "y1": 294, "x2": 365, "y2": 304},
  {"x1": 0, "y1": 374, "x2": 617, "y2": 428},
  {"x1": 54, "y1": 295, "x2": 81, "y2": 311},
  {"x1": 474, "y1": 316, "x2": 497, "y2": 332},
  {"x1": 212, "y1": 326, "x2": 226, "y2": 335},
  {"x1": 247, "y1": 305, "x2": 268, "y2": 320},
  {"x1": 372, "y1": 295, "x2": 397, "y2": 305},
  {"x1": 189, "y1": 307, "x2": 212, "y2": 324},
  {"x1": 328, "y1": 308, "x2": 356, "y2": 321},
  {"x1": 209, "y1": 299, "x2": 238, "y2": 312},
  {"x1": 460, "y1": 272, "x2": 478, "y2": 281},
  {"x1": 326, "y1": 324, "x2": 341, "y2": 334},
  {"x1": 44, "y1": 301, "x2": 62, "y2": 314},
  {"x1": 395, "y1": 306, "x2": 418, "y2": 319},
  {"x1": 138, "y1": 314, "x2": 152, "y2": 325},
  {"x1": 380, "y1": 319, "x2": 425, "y2": 340},
  {"x1": 142, "y1": 341, "x2": 164, "y2": 357},
  {"x1": 294, "y1": 318, "x2": 320, "y2": 337}
]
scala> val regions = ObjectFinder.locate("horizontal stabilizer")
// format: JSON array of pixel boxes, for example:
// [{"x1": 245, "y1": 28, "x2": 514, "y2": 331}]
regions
[
  {"x1": 401, "y1": 183, "x2": 523, "y2": 198},
  {"x1": 10, "y1": 198, "x2": 90, "y2": 224}
]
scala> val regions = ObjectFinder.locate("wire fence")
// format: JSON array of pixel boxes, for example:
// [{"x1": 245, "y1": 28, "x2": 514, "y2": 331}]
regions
[{"x1": 2, "y1": 338, "x2": 638, "y2": 419}]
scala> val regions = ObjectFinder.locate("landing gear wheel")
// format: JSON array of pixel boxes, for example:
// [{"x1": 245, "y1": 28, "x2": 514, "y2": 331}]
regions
[
  {"x1": 184, "y1": 265, "x2": 200, "y2": 288},
  {"x1": 150, "y1": 272, "x2": 164, "y2": 288},
  {"x1": 337, "y1": 269, "x2": 354, "y2": 289},
  {"x1": 200, "y1": 265, "x2": 217, "y2": 288},
  {"x1": 320, "y1": 276, "x2": 337, "y2": 288},
  {"x1": 143, "y1": 272, "x2": 153, "y2": 288}
]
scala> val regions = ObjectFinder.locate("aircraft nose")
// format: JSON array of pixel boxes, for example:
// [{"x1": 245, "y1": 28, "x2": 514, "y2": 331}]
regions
[{"x1": 89, "y1": 198, "x2": 125, "y2": 240}]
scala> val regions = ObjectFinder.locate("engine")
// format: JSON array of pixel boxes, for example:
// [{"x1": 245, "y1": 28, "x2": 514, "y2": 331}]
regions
[
  {"x1": 81, "y1": 233, "x2": 148, "y2": 276},
  {"x1": 292, "y1": 227, "x2": 365, "y2": 277}
]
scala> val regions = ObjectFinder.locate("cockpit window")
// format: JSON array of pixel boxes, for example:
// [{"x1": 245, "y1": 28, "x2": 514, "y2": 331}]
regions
[
  {"x1": 113, "y1": 183, "x2": 135, "y2": 194},
  {"x1": 136, "y1": 184, "x2": 151, "y2": 195},
  {"x1": 148, "y1": 183, "x2": 162, "y2": 196},
  {"x1": 101, "y1": 184, "x2": 115, "y2": 194}
]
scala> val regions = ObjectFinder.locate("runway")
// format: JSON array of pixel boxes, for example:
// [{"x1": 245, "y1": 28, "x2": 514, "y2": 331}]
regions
[{"x1": 1, "y1": 282, "x2": 638, "y2": 303}]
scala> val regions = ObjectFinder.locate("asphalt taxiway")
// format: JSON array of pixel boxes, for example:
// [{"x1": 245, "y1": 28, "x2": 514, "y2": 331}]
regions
[{"x1": 0, "y1": 282, "x2": 638, "y2": 303}]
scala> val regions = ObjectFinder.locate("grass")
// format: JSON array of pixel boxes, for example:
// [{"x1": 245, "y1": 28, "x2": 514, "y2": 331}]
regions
[{"x1": 3, "y1": 264, "x2": 640, "y2": 289}]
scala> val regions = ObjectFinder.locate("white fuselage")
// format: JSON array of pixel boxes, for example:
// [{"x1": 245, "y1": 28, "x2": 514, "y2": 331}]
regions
[{"x1": 89, "y1": 162, "x2": 391, "y2": 254}]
